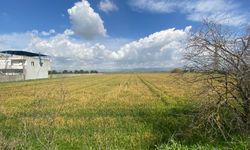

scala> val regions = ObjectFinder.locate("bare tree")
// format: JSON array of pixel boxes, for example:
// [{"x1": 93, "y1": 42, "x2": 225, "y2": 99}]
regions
[{"x1": 185, "y1": 20, "x2": 250, "y2": 136}]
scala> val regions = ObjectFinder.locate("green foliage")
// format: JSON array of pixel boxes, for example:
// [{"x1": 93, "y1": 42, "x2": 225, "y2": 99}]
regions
[
  {"x1": 49, "y1": 69, "x2": 97, "y2": 74},
  {"x1": 170, "y1": 68, "x2": 184, "y2": 73},
  {"x1": 156, "y1": 138, "x2": 249, "y2": 150},
  {"x1": 156, "y1": 139, "x2": 215, "y2": 150},
  {"x1": 48, "y1": 70, "x2": 58, "y2": 74}
]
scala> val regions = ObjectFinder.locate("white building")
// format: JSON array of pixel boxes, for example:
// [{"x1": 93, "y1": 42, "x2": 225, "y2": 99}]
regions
[{"x1": 0, "y1": 50, "x2": 51, "y2": 80}]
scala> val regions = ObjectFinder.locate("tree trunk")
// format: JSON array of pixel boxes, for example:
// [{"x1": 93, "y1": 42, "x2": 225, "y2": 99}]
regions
[{"x1": 242, "y1": 97, "x2": 250, "y2": 129}]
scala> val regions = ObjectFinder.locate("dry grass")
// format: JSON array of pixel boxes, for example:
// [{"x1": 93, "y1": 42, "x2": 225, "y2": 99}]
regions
[{"x1": 0, "y1": 73, "x2": 248, "y2": 149}]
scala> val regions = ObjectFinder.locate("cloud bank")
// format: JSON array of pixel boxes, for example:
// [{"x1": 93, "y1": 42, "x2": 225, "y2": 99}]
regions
[
  {"x1": 0, "y1": 26, "x2": 191, "y2": 70},
  {"x1": 110, "y1": 26, "x2": 191, "y2": 68},
  {"x1": 129, "y1": 0, "x2": 249, "y2": 26}
]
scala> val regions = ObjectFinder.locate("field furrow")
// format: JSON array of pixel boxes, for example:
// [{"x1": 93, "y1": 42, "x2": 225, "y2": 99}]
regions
[{"x1": 0, "y1": 73, "x2": 246, "y2": 149}]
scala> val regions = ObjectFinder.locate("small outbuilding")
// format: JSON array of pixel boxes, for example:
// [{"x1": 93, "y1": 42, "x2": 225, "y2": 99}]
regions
[{"x1": 0, "y1": 50, "x2": 51, "y2": 81}]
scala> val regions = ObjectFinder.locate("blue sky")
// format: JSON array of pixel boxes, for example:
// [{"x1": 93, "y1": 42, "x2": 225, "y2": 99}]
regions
[
  {"x1": 0, "y1": 0, "x2": 249, "y2": 70},
  {"x1": 0, "y1": 0, "x2": 199, "y2": 38}
]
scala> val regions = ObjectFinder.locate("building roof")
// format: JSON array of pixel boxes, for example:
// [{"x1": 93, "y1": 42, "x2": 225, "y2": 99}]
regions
[{"x1": 0, "y1": 50, "x2": 47, "y2": 57}]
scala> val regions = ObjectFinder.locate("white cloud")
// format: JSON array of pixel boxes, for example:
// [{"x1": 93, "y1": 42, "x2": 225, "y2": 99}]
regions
[
  {"x1": 110, "y1": 26, "x2": 191, "y2": 68},
  {"x1": 41, "y1": 29, "x2": 56, "y2": 36},
  {"x1": 129, "y1": 0, "x2": 249, "y2": 26},
  {"x1": 0, "y1": 26, "x2": 191, "y2": 70},
  {"x1": 99, "y1": 0, "x2": 118, "y2": 13},
  {"x1": 0, "y1": 30, "x2": 112, "y2": 70},
  {"x1": 26, "y1": 30, "x2": 113, "y2": 69},
  {"x1": 130, "y1": 0, "x2": 179, "y2": 13},
  {"x1": 0, "y1": 31, "x2": 37, "y2": 49},
  {"x1": 68, "y1": 0, "x2": 107, "y2": 39}
]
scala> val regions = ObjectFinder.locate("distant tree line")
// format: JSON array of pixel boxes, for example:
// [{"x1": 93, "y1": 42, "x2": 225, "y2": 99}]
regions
[
  {"x1": 49, "y1": 70, "x2": 98, "y2": 74},
  {"x1": 170, "y1": 68, "x2": 225, "y2": 73},
  {"x1": 170, "y1": 68, "x2": 195, "y2": 73}
]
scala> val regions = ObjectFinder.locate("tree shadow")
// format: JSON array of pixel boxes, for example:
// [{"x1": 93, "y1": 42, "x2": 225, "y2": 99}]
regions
[{"x1": 134, "y1": 101, "x2": 233, "y2": 149}]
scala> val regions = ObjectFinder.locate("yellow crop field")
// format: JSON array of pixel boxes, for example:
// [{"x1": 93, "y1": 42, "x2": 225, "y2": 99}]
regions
[{"x1": 0, "y1": 73, "x2": 247, "y2": 149}]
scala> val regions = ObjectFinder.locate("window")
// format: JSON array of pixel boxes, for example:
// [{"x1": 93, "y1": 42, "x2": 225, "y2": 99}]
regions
[
  {"x1": 31, "y1": 61, "x2": 35, "y2": 66},
  {"x1": 0, "y1": 69, "x2": 23, "y2": 75},
  {"x1": 11, "y1": 60, "x2": 25, "y2": 65}
]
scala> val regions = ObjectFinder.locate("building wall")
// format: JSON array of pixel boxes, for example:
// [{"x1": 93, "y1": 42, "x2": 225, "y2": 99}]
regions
[
  {"x1": 24, "y1": 56, "x2": 51, "y2": 80},
  {"x1": 0, "y1": 75, "x2": 24, "y2": 82},
  {"x1": 0, "y1": 54, "x2": 51, "y2": 81},
  {"x1": 0, "y1": 55, "x2": 25, "y2": 70}
]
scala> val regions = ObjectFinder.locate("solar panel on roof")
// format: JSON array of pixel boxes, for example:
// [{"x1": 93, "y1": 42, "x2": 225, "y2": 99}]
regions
[{"x1": 0, "y1": 50, "x2": 47, "y2": 57}]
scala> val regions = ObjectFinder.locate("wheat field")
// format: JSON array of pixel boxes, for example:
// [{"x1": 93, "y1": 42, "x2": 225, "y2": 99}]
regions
[{"x1": 0, "y1": 73, "x2": 248, "y2": 149}]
